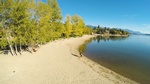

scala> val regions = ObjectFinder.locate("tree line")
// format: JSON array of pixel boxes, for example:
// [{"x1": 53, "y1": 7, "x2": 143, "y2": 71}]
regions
[
  {"x1": 0, "y1": 0, "x2": 92, "y2": 55},
  {"x1": 93, "y1": 25, "x2": 129, "y2": 35}
]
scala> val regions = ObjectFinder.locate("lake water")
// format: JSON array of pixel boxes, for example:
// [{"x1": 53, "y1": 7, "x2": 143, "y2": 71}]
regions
[{"x1": 80, "y1": 35, "x2": 150, "y2": 84}]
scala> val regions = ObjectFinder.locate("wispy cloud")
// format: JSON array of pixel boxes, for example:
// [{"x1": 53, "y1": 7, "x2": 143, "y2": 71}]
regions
[
  {"x1": 122, "y1": 25, "x2": 127, "y2": 28},
  {"x1": 122, "y1": 14, "x2": 138, "y2": 20},
  {"x1": 130, "y1": 15, "x2": 138, "y2": 20},
  {"x1": 142, "y1": 24, "x2": 150, "y2": 28}
]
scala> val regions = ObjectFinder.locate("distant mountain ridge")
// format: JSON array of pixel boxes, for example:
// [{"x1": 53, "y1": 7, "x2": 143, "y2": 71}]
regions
[
  {"x1": 86, "y1": 25, "x2": 97, "y2": 28},
  {"x1": 144, "y1": 34, "x2": 150, "y2": 36},
  {"x1": 124, "y1": 29, "x2": 143, "y2": 35}
]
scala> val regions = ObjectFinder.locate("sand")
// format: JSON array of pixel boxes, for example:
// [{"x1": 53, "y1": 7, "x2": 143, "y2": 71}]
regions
[{"x1": 0, "y1": 35, "x2": 137, "y2": 84}]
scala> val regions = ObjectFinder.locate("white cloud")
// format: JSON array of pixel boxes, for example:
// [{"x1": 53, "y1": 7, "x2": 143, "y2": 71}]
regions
[{"x1": 122, "y1": 14, "x2": 138, "y2": 20}]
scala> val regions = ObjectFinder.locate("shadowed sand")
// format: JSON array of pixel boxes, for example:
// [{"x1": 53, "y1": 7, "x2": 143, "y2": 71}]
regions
[{"x1": 0, "y1": 35, "x2": 137, "y2": 84}]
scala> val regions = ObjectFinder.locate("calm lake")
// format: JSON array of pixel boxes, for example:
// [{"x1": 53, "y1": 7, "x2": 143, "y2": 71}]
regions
[{"x1": 80, "y1": 35, "x2": 150, "y2": 84}]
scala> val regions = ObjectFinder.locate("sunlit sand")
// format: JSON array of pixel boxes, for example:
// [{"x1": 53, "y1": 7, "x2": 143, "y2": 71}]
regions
[{"x1": 0, "y1": 35, "x2": 137, "y2": 84}]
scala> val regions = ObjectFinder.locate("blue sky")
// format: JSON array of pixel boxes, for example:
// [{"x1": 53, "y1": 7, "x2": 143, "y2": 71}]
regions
[{"x1": 43, "y1": 0, "x2": 150, "y2": 34}]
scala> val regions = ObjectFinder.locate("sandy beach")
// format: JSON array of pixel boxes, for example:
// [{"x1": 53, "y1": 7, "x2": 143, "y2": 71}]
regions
[{"x1": 0, "y1": 35, "x2": 137, "y2": 84}]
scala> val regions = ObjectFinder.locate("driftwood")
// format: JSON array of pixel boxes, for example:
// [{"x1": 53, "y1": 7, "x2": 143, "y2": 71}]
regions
[
  {"x1": 79, "y1": 51, "x2": 82, "y2": 57},
  {"x1": 0, "y1": 43, "x2": 41, "y2": 56}
]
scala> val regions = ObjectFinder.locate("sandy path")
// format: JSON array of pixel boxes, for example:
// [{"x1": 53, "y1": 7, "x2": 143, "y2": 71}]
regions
[{"x1": 0, "y1": 35, "x2": 137, "y2": 84}]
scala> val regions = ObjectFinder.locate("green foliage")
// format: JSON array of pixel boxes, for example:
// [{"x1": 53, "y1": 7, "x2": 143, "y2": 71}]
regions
[
  {"x1": 84, "y1": 27, "x2": 92, "y2": 35},
  {"x1": 63, "y1": 14, "x2": 92, "y2": 38},
  {"x1": 64, "y1": 14, "x2": 72, "y2": 38},
  {"x1": 0, "y1": 28, "x2": 8, "y2": 48},
  {"x1": 47, "y1": 0, "x2": 62, "y2": 22},
  {"x1": 71, "y1": 14, "x2": 85, "y2": 37},
  {"x1": 0, "y1": 0, "x2": 93, "y2": 54},
  {"x1": 10, "y1": 0, "x2": 30, "y2": 45},
  {"x1": 93, "y1": 25, "x2": 129, "y2": 35},
  {"x1": 110, "y1": 28, "x2": 129, "y2": 35}
]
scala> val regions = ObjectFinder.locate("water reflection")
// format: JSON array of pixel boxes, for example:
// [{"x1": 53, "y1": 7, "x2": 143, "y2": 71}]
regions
[
  {"x1": 94, "y1": 36, "x2": 129, "y2": 43},
  {"x1": 79, "y1": 35, "x2": 150, "y2": 84},
  {"x1": 79, "y1": 35, "x2": 129, "y2": 53},
  {"x1": 78, "y1": 38, "x2": 92, "y2": 53}
]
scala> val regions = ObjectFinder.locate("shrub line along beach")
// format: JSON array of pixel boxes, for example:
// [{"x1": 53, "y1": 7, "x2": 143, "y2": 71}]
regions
[{"x1": 0, "y1": 35, "x2": 137, "y2": 84}]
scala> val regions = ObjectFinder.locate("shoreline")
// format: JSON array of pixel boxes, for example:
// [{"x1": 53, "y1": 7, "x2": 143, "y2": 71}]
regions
[
  {"x1": 61, "y1": 35, "x2": 137, "y2": 84},
  {"x1": 96, "y1": 34, "x2": 130, "y2": 37},
  {"x1": 79, "y1": 56, "x2": 137, "y2": 84},
  {"x1": 0, "y1": 35, "x2": 137, "y2": 84},
  {"x1": 74, "y1": 35, "x2": 137, "y2": 84}
]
